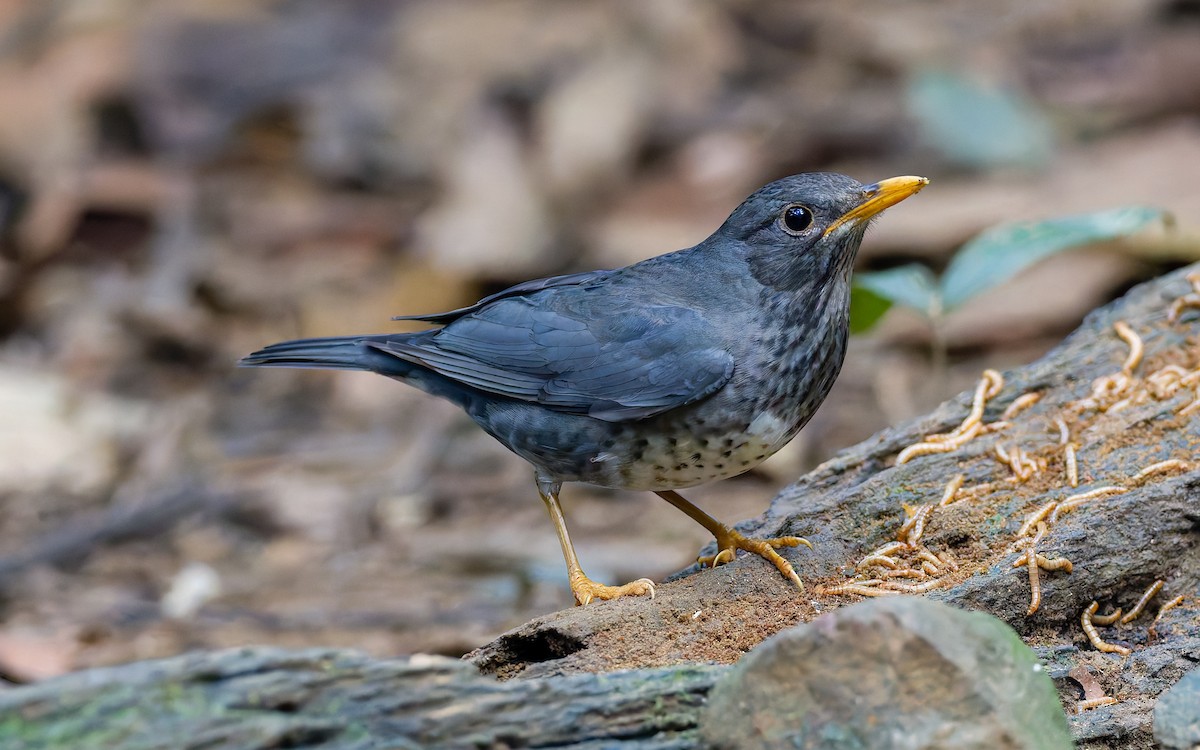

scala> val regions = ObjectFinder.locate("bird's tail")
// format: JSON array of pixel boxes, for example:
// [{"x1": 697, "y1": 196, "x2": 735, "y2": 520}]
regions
[
  {"x1": 240, "y1": 332, "x2": 493, "y2": 417},
  {"x1": 240, "y1": 335, "x2": 390, "y2": 372},
  {"x1": 240, "y1": 333, "x2": 479, "y2": 408}
]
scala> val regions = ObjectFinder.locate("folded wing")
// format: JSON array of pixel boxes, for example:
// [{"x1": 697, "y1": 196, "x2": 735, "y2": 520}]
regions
[{"x1": 373, "y1": 294, "x2": 733, "y2": 422}]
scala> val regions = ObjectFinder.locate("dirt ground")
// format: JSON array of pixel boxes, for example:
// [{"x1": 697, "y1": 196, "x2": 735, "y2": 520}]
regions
[{"x1": 1, "y1": 0, "x2": 1199, "y2": 684}]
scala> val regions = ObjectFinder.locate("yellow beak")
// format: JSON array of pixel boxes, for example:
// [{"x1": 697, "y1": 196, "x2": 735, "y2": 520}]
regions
[{"x1": 823, "y1": 176, "x2": 929, "y2": 237}]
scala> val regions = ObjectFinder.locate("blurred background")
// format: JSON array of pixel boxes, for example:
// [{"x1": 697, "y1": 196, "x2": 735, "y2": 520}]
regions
[{"x1": 1, "y1": 0, "x2": 1199, "y2": 681}]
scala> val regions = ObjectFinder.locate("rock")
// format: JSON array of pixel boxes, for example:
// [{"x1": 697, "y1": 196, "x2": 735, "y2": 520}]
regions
[
  {"x1": 466, "y1": 263, "x2": 1200, "y2": 749},
  {"x1": 0, "y1": 646, "x2": 722, "y2": 749},
  {"x1": 701, "y1": 597, "x2": 1072, "y2": 750},
  {"x1": 0, "y1": 602, "x2": 1079, "y2": 749},
  {"x1": 1155, "y1": 667, "x2": 1200, "y2": 749}
]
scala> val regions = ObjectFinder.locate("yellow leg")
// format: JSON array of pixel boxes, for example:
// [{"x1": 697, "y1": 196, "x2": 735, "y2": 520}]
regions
[
  {"x1": 537, "y1": 476, "x2": 655, "y2": 606},
  {"x1": 654, "y1": 490, "x2": 811, "y2": 590}
]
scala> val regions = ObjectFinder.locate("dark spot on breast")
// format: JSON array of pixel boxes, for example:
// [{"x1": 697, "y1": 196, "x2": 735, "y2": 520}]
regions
[
  {"x1": 675, "y1": 463, "x2": 688, "y2": 471},
  {"x1": 721, "y1": 450, "x2": 732, "y2": 458},
  {"x1": 714, "y1": 462, "x2": 724, "y2": 470},
  {"x1": 755, "y1": 454, "x2": 766, "y2": 461},
  {"x1": 667, "y1": 437, "x2": 677, "y2": 448},
  {"x1": 691, "y1": 452, "x2": 702, "y2": 462},
  {"x1": 740, "y1": 460, "x2": 751, "y2": 467},
  {"x1": 653, "y1": 464, "x2": 666, "y2": 472}
]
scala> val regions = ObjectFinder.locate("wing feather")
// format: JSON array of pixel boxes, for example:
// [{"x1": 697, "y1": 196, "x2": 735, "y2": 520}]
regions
[{"x1": 371, "y1": 290, "x2": 733, "y2": 422}]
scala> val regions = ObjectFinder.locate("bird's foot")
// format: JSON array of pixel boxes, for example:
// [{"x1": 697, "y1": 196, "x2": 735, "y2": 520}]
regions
[
  {"x1": 698, "y1": 529, "x2": 812, "y2": 590},
  {"x1": 568, "y1": 572, "x2": 656, "y2": 606}
]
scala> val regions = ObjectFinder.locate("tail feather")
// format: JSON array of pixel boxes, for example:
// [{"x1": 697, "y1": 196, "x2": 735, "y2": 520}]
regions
[
  {"x1": 240, "y1": 336, "x2": 380, "y2": 371},
  {"x1": 241, "y1": 332, "x2": 481, "y2": 413}
]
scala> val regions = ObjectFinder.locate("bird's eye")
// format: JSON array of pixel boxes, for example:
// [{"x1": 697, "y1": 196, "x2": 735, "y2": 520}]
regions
[{"x1": 780, "y1": 204, "x2": 814, "y2": 235}]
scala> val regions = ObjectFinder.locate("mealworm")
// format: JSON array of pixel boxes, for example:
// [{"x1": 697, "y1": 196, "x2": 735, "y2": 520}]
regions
[
  {"x1": 867, "y1": 541, "x2": 910, "y2": 557},
  {"x1": 1064, "y1": 443, "x2": 1079, "y2": 487},
  {"x1": 1093, "y1": 372, "x2": 1130, "y2": 398},
  {"x1": 897, "y1": 504, "x2": 934, "y2": 544},
  {"x1": 829, "y1": 578, "x2": 881, "y2": 588},
  {"x1": 909, "y1": 507, "x2": 934, "y2": 545},
  {"x1": 939, "y1": 474, "x2": 965, "y2": 506},
  {"x1": 1054, "y1": 416, "x2": 1070, "y2": 445},
  {"x1": 1012, "y1": 553, "x2": 1073, "y2": 573},
  {"x1": 1035, "y1": 555, "x2": 1073, "y2": 572},
  {"x1": 1017, "y1": 501, "x2": 1059, "y2": 537},
  {"x1": 1076, "y1": 697, "x2": 1118, "y2": 712},
  {"x1": 1051, "y1": 486, "x2": 1128, "y2": 521},
  {"x1": 1026, "y1": 541, "x2": 1042, "y2": 616},
  {"x1": 953, "y1": 370, "x2": 1004, "y2": 437},
  {"x1": 936, "y1": 550, "x2": 959, "y2": 571},
  {"x1": 996, "y1": 444, "x2": 1037, "y2": 482},
  {"x1": 1091, "y1": 607, "x2": 1123, "y2": 626},
  {"x1": 1179, "y1": 392, "x2": 1200, "y2": 417},
  {"x1": 1031, "y1": 520, "x2": 1048, "y2": 545},
  {"x1": 820, "y1": 582, "x2": 898, "y2": 597},
  {"x1": 1168, "y1": 293, "x2": 1200, "y2": 323},
  {"x1": 1149, "y1": 595, "x2": 1186, "y2": 637},
  {"x1": 1120, "y1": 579, "x2": 1164, "y2": 624},
  {"x1": 1146, "y1": 365, "x2": 1187, "y2": 398},
  {"x1": 916, "y1": 549, "x2": 941, "y2": 566},
  {"x1": 958, "y1": 481, "x2": 996, "y2": 498},
  {"x1": 879, "y1": 568, "x2": 926, "y2": 579},
  {"x1": 896, "y1": 422, "x2": 982, "y2": 464},
  {"x1": 1114, "y1": 321, "x2": 1143, "y2": 375},
  {"x1": 856, "y1": 554, "x2": 900, "y2": 571},
  {"x1": 1132, "y1": 459, "x2": 1189, "y2": 483},
  {"x1": 879, "y1": 578, "x2": 947, "y2": 593},
  {"x1": 1082, "y1": 602, "x2": 1132, "y2": 655},
  {"x1": 1002, "y1": 392, "x2": 1041, "y2": 419},
  {"x1": 1018, "y1": 447, "x2": 1039, "y2": 478},
  {"x1": 897, "y1": 370, "x2": 1002, "y2": 463}
]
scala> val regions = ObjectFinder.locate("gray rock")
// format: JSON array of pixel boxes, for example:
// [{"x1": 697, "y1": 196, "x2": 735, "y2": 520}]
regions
[
  {"x1": 701, "y1": 597, "x2": 1072, "y2": 750},
  {"x1": 1155, "y1": 666, "x2": 1200, "y2": 749}
]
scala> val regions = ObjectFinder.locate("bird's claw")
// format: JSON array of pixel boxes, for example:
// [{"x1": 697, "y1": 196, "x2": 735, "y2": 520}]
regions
[
  {"x1": 569, "y1": 575, "x2": 656, "y2": 606},
  {"x1": 697, "y1": 531, "x2": 812, "y2": 590}
]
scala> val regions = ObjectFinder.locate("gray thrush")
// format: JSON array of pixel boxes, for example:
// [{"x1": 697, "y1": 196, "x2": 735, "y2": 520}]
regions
[{"x1": 241, "y1": 172, "x2": 928, "y2": 604}]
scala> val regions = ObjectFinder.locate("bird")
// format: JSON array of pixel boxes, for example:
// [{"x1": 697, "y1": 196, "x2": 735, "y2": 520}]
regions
[{"x1": 241, "y1": 172, "x2": 927, "y2": 605}]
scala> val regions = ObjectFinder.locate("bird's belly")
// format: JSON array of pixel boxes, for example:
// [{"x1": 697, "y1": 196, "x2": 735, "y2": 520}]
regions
[{"x1": 599, "y1": 409, "x2": 798, "y2": 491}]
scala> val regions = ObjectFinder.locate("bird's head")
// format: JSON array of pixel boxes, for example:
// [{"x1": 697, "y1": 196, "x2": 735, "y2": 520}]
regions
[{"x1": 717, "y1": 172, "x2": 928, "y2": 291}]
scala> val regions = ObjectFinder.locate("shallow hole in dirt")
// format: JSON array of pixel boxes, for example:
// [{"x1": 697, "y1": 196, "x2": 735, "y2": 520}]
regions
[{"x1": 474, "y1": 626, "x2": 587, "y2": 678}]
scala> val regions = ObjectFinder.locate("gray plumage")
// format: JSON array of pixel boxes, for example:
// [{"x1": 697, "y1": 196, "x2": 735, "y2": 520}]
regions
[{"x1": 242, "y1": 173, "x2": 906, "y2": 491}]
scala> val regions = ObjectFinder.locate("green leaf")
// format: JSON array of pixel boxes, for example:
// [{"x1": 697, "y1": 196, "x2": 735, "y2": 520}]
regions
[
  {"x1": 907, "y1": 69, "x2": 1053, "y2": 168},
  {"x1": 849, "y1": 285, "x2": 893, "y2": 334},
  {"x1": 940, "y1": 206, "x2": 1167, "y2": 310},
  {"x1": 854, "y1": 264, "x2": 940, "y2": 319}
]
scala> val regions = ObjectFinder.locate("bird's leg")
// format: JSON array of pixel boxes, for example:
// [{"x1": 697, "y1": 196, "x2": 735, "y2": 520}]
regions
[
  {"x1": 653, "y1": 490, "x2": 811, "y2": 590},
  {"x1": 537, "y1": 475, "x2": 655, "y2": 606}
]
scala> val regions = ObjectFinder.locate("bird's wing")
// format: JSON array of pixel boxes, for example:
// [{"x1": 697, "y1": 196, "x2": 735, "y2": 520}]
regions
[
  {"x1": 390, "y1": 270, "x2": 610, "y2": 324},
  {"x1": 371, "y1": 294, "x2": 734, "y2": 422}
]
